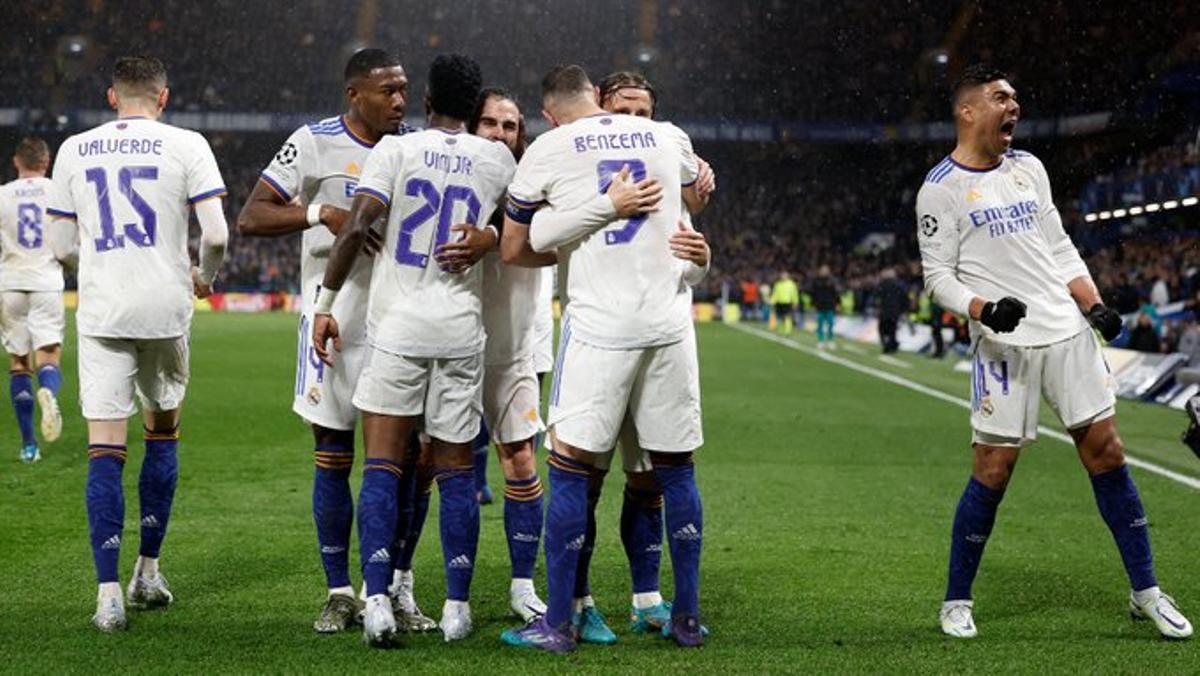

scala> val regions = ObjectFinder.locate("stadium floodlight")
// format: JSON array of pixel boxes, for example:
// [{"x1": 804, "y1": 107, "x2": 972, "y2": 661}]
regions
[
  {"x1": 1146, "y1": 203, "x2": 1161, "y2": 212},
  {"x1": 1085, "y1": 213, "x2": 1099, "y2": 222},
  {"x1": 1129, "y1": 206, "x2": 1144, "y2": 215},
  {"x1": 1112, "y1": 208, "x2": 1128, "y2": 218},
  {"x1": 1183, "y1": 197, "x2": 1199, "y2": 207},
  {"x1": 1164, "y1": 200, "x2": 1180, "y2": 210},
  {"x1": 1099, "y1": 211, "x2": 1112, "y2": 220}
]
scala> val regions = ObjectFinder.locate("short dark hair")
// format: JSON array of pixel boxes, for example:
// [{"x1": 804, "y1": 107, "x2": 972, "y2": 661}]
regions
[
  {"x1": 13, "y1": 137, "x2": 49, "y2": 170},
  {"x1": 598, "y1": 71, "x2": 657, "y2": 115},
  {"x1": 469, "y1": 86, "x2": 517, "y2": 133},
  {"x1": 427, "y1": 53, "x2": 482, "y2": 121},
  {"x1": 112, "y1": 56, "x2": 167, "y2": 97},
  {"x1": 952, "y1": 63, "x2": 1008, "y2": 112},
  {"x1": 541, "y1": 64, "x2": 592, "y2": 101},
  {"x1": 344, "y1": 48, "x2": 402, "y2": 83}
]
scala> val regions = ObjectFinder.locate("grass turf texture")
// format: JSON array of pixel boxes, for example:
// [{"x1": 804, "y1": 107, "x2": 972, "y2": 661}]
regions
[{"x1": 1, "y1": 313, "x2": 1197, "y2": 673}]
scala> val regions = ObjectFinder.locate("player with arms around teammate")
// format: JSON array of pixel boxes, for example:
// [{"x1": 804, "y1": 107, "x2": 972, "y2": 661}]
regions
[
  {"x1": 1, "y1": 137, "x2": 66, "y2": 462},
  {"x1": 918, "y1": 64, "x2": 1191, "y2": 640},
  {"x1": 313, "y1": 54, "x2": 516, "y2": 647},
  {"x1": 498, "y1": 65, "x2": 708, "y2": 652},
  {"x1": 518, "y1": 70, "x2": 715, "y2": 641},
  {"x1": 46, "y1": 56, "x2": 228, "y2": 632},
  {"x1": 237, "y1": 49, "x2": 435, "y2": 634}
]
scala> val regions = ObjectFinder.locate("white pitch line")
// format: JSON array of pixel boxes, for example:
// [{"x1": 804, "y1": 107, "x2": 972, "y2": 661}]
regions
[
  {"x1": 730, "y1": 323, "x2": 1200, "y2": 491},
  {"x1": 877, "y1": 354, "x2": 913, "y2": 369}
]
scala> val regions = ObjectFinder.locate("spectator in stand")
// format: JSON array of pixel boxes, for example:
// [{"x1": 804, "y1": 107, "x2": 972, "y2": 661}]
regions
[
  {"x1": 810, "y1": 265, "x2": 839, "y2": 350},
  {"x1": 1128, "y1": 312, "x2": 1163, "y2": 353}
]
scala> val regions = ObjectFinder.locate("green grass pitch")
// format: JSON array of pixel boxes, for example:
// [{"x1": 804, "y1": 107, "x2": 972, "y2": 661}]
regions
[{"x1": 1, "y1": 313, "x2": 1197, "y2": 672}]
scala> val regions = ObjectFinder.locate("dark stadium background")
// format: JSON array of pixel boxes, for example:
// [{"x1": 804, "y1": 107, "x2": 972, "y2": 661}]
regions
[{"x1": 2, "y1": 1, "x2": 1196, "y2": 342}]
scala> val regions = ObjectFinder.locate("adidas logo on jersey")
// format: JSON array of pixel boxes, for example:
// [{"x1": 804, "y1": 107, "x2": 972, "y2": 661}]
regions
[
  {"x1": 320, "y1": 545, "x2": 346, "y2": 554},
  {"x1": 448, "y1": 555, "x2": 473, "y2": 569},
  {"x1": 512, "y1": 533, "x2": 539, "y2": 543},
  {"x1": 367, "y1": 548, "x2": 391, "y2": 564},
  {"x1": 672, "y1": 524, "x2": 701, "y2": 541},
  {"x1": 141, "y1": 515, "x2": 160, "y2": 528},
  {"x1": 101, "y1": 534, "x2": 121, "y2": 550},
  {"x1": 566, "y1": 535, "x2": 585, "y2": 551}
]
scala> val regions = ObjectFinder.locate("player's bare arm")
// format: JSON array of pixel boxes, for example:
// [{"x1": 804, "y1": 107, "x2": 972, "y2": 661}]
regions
[
  {"x1": 682, "y1": 180, "x2": 709, "y2": 215},
  {"x1": 312, "y1": 192, "x2": 386, "y2": 365},
  {"x1": 500, "y1": 214, "x2": 556, "y2": 267},
  {"x1": 236, "y1": 180, "x2": 350, "y2": 237},
  {"x1": 694, "y1": 155, "x2": 716, "y2": 201}
]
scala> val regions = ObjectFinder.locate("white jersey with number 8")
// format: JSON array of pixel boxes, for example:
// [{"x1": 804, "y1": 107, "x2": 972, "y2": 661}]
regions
[
  {"x1": 0, "y1": 177, "x2": 63, "y2": 292},
  {"x1": 48, "y1": 117, "x2": 225, "y2": 338}
]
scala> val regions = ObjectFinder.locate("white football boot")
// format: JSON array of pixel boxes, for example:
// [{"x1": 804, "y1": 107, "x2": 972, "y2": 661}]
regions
[
  {"x1": 439, "y1": 599, "x2": 473, "y2": 641},
  {"x1": 939, "y1": 599, "x2": 978, "y2": 638},
  {"x1": 1130, "y1": 588, "x2": 1193, "y2": 639},
  {"x1": 362, "y1": 594, "x2": 399, "y2": 647}
]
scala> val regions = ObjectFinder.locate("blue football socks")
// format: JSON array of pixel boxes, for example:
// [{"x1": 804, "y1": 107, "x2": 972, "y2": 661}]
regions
[{"x1": 945, "y1": 477, "x2": 1004, "y2": 601}]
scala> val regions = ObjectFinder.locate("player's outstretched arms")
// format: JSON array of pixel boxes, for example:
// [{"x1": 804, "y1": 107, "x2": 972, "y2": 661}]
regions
[
  {"x1": 434, "y1": 223, "x2": 498, "y2": 273},
  {"x1": 236, "y1": 180, "x2": 349, "y2": 238},
  {"x1": 979, "y1": 297, "x2": 1027, "y2": 333},
  {"x1": 193, "y1": 196, "x2": 229, "y2": 298}
]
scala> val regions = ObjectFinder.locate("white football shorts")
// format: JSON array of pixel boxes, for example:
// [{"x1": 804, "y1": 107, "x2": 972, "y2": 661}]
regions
[
  {"x1": 548, "y1": 322, "x2": 702, "y2": 455},
  {"x1": 970, "y1": 329, "x2": 1116, "y2": 448},
  {"x1": 293, "y1": 311, "x2": 365, "y2": 432},
  {"x1": 1, "y1": 290, "x2": 64, "y2": 355},
  {"x1": 78, "y1": 333, "x2": 189, "y2": 420},
  {"x1": 352, "y1": 346, "x2": 483, "y2": 444},
  {"x1": 483, "y1": 356, "x2": 544, "y2": 445}
]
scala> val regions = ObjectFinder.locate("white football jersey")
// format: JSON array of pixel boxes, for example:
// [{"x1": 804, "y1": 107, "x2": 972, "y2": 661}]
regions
[
  {"x1": 260, "y1": 116, "x2": 411, "y2": 345},
  {"x1": 355, "y1": 129, "x2": 516, "y2": 358},
  {"x1": 481, "y1": 251, "x2": 543, "y2": 365},
  {"x1": 0, "y1": 177, "x2": 63, "y2": 292},
  {"x1": 917, "y1": 150, "x2": 1090, "y2": 347},
  {"x1": 47, "y1": 117, "x2": 225, "y2": 338},
  {"x1": 507, "y1": 113, "x2": 699, "y2": 349}
]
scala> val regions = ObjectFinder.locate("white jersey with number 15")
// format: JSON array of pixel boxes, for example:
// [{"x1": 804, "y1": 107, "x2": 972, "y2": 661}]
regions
[{"x1": 48, "y1": 117, "x2": 225, "y2": 339}]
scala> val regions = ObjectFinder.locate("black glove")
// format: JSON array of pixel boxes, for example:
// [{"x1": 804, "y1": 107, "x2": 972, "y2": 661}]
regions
[
  {"x1": 980, "y1": 297, "x2": 1027, "y2": 333},
  {"x1": 1086, "y1": 303, "x2": 1123, "y2": 342}
]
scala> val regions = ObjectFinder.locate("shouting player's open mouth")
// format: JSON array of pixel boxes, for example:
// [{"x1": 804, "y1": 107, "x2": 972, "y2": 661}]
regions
[{"x1": 999, "y1": 118, "x2": 1017, "y2": 146}]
